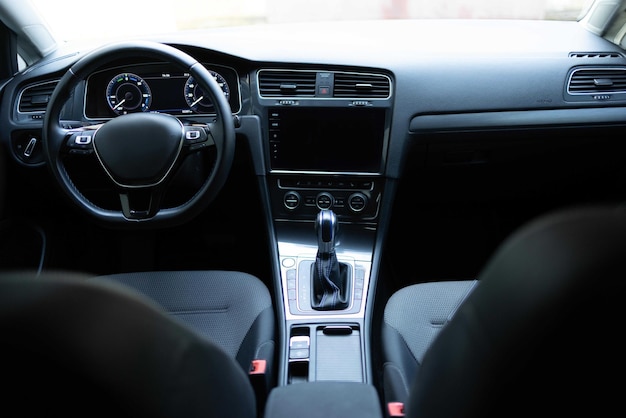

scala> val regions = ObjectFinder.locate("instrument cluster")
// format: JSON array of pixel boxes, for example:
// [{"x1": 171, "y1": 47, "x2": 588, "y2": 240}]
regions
[{"x1": 84, "y1": 62, "x2": 240, "y2": 119}]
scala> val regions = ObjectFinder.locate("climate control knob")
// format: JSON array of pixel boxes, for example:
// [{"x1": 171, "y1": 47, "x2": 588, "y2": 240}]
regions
[
  {"x1": 284, "y1": 191, "x2": 301, "y2": 210},
  {"x1": 316, "y1": 192, "x2": 334, "y2": 209},
  {"x1": 348, "y1": 192, "x2": 368, "y2": 213}
]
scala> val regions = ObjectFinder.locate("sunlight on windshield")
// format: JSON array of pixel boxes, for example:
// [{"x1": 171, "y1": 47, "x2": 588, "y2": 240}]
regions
[{"x1": 30, "y1": 0, "x2": 592, "y2": 44}]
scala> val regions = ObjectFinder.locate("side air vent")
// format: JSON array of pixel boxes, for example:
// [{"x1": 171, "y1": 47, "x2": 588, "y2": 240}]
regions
[
  {"x1": 333, "y1": 73, "x2": 391, "y2": 98},
  {"x1": 18, "y1": 80, "x2": 58, "y2": 112},
  {"x1": 567, "y1": 67, "x2": 626, "y2": 94},
  {"x1": 569, "y1": 52, "x2": 623, "y2": 58},
  {"x1": 258, "y1": 70, "x2": 317, "y2": 97}
]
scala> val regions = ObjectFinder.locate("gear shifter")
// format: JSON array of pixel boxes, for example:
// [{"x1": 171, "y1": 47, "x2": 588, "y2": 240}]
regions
[
  {"x1": 311, "y1": 209, "x2": 350, "y2": 310},
  {"x1": 317, "y1": 209, "x2": 338, "y2": 255}
]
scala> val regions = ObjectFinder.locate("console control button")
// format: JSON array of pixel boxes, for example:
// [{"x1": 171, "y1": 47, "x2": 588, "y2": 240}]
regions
[
  {"x1": 316, "y1": 192, "x2": 334, "y2": 209},
  {"x1": 284, "y1": 191, "x2": 301, "y2": 210},
  {"x1": 289, "y1": 336, "x2": 310, "y2": 359},
  {"x1": 282, "y1": 257, "x2": 296, "y2": 268},
  {"x1": 348, "y1": 192, "x2": 368, "y2": 212}
]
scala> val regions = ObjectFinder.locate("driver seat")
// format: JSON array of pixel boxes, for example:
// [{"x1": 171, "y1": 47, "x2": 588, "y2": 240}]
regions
[
  {"x1": 0, "y1": 270, "x2": 274, "y2": 418},
  {"x1": 89, "y1": 270, "x2": 275, "y2": 385}
]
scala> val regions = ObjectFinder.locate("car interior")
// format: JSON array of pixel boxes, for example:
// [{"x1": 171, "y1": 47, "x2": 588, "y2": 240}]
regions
[{"x1": 1, "y1": 0, "x2": 626, "y2": 417}]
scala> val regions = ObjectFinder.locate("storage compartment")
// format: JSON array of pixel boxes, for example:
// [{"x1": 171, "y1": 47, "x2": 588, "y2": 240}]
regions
[
  {"x1": 315, "y1": 325, "x2": 362, "y2": 382},
  {"x1": 265, "y1": 382, "x2": 382, "y2": 418},
  {"x1": 287, "y1": 324, "x2": 364, "y2": 383}
]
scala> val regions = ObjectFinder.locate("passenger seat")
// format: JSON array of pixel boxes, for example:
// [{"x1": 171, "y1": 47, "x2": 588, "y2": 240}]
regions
[
  {"x1": 381, "y1": 205, "x2": 626, "y2": 417},
  {"x1": 381, "y1": 280, "x2": 477, "y2": 407}
]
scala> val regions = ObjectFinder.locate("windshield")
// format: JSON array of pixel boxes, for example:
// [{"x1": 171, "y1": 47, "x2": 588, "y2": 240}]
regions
[{"x1": 31, "y1": 0, "x2": 592, "y2": 44}]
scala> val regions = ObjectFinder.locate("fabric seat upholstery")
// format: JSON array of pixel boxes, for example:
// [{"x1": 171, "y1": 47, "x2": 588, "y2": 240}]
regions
[
  {"x1": 89, "y1": 270, "x2": 275, "y2": 379},
  {"x1": 381, "y1": 280, "x2": 478, "y2": 405},
  {"x1": 0, "y1": 271, "x2": 261, "y2": 418},
  {"x1": 383, "y1": 205, "x2": 626, "y2": 417}
]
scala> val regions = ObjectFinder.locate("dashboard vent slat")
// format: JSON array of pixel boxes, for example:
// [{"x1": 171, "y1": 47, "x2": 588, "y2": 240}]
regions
[
  {"x1": 258, "y1": 70, "x2": 316, "y2": 97},
  {"x1": 569, "y1": 52, "x2": 623, "y2": 58},
  {"x1": 567, "y1": 68, "x2": 626, "y2": 94},
  {"x1": 333, "y1": 73, "x2": 390, "y2": 98},
  {"x1": 18, "y1": 80, "x2": 58, "y2": 113}
]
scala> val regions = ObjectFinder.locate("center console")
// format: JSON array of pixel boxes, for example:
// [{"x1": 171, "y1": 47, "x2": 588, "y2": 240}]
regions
[
  {"x1": 265, "y1": 104, "x2": 388, "y2": 381},
  {"x1": 255, "y1": 68, "x2": 391, "y2": 417}
]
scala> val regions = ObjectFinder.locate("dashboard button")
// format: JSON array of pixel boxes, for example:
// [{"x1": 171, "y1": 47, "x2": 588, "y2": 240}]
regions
[
  {"x1": 284, "y1": 191, "x2": 301, "y2": 209},
  {"x1": 316, "y1": 192, "x2": 334, "y2": 209},
  {"x1": 348, "y1": 192, "x2": 368, "y2": 212}
]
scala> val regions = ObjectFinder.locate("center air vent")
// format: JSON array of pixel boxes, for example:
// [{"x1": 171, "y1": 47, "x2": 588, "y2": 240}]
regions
[
  {"x1": 567, "y1": 67, "x2": 626, "y2": 94},
  {"x1": 258, "y1": 69, "x2": 392, "y2": 100},
  {"x1": 333, "y1": 73, "x2": 391, "y2": 98},
  {"x1": 18, "y1": 80, "x2": 58, "y2": 113},
  {"x1": 258, "y1": 70, "x2": 317, "y2": 97}
]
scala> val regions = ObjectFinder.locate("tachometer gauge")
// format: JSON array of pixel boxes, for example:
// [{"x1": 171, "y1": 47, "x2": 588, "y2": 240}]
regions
[
  {"x1": 184, "y1": 71, "x2": 230, "y2": 113},
  {"x1": 106, "y1": 73, "x2": 152, "y2": 115}
]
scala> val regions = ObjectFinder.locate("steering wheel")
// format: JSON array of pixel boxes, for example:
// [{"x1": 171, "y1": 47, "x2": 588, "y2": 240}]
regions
[{"x1": 43, "y1": 41, "x2": 235, "y2": 228}]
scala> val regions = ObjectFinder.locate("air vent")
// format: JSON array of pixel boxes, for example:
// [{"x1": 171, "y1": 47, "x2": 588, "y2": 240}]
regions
[
  {"x1": 569, "y1": 52, "x2": 622, "y2": 58},
  {"x1": 18, "y1": 80, "x2": 58, "y2": 113},
  {"x1": 333, "y1": 73, "x2": 391, "y2": 98},
  {"x1": 567, "y1": 67, "x2": 626, "y2": 94},
  {"x1": 258, "y1": 70, "x2": 316, "y2": 97}
]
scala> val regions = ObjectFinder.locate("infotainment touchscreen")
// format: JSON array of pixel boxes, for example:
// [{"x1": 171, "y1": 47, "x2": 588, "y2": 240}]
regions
[{"x1": 268, "y1": 107, "x2": 386, "y2": 173}]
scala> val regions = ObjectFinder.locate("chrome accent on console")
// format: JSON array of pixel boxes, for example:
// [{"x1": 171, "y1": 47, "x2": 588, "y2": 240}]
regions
[{"x1": 276, "y1": 221, "x2": 374, "y2": 321}]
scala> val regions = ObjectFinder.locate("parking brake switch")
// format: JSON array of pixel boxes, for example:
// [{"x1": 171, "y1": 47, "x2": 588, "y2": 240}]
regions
[{"x1": 289, "y1": 335, "x2": 310, "y2": 360}]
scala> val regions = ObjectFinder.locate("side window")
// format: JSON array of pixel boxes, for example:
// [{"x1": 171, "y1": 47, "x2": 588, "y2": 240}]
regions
[{"x1": 17, "y1": 54, "x2": 25, "y2": 72}]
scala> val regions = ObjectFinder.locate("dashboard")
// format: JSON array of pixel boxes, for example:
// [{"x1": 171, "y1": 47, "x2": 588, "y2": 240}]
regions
[
  {"x1": 5, "y1": 19, "x2": 626, "y2": 224},
  {"x1": 84, "y1": 62, "x2": 241, "y2": 118}
]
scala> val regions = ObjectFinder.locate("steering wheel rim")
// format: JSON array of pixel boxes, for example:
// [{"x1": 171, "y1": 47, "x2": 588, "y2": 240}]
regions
[{"x1": 43, "y1": 40, "x2": 235, "y2": 228}]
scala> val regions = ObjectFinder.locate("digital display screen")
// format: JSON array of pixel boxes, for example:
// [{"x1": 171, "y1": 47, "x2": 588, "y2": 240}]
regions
[
  {"x1": 269, "y1": 107, "x2": 386, "y2": 173},
  {"x1": 143, "y1": 76, "x2": 189, "y2": 114},
  {"x1": 84, "y1": 63, "x2": 240, "y2": 118}
]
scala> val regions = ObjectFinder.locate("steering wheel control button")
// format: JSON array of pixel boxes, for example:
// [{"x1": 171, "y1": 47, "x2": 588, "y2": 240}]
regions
[
  {"x1": 284, "y1": 191, "x2": 301, "y2": 210},
  {"x1": 184, "y1": 127, "x2": 207, "y2": 143},
  {"x1": 186, "y1": 130, "x2": 200, "y2": 140},
  {"x1": 65, "y1": 132, "x2": 95, "y2": 155},
  {"x1": 316, "y1": 192, "x2": 334, "y2": 209},
  {"x1": 75, "y1": 135, "x2": 92, "y2": 145}
]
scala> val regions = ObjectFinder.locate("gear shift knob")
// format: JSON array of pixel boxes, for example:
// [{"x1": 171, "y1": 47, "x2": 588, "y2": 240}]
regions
[
  {"x1": 316, "y1": 209, "x2": 337, "y2": 255},
  {"x1": 312, "y1": 209, "x2": 348, "y2": 310}
]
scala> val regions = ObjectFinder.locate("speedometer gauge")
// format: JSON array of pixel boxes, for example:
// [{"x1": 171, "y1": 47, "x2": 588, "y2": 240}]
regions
[
  {"x1": 184, "y1": 70, "x2": 230, "y2": 113},
  {"x1": 106, "y1": 73, "x2": 152, "y2": 115}
]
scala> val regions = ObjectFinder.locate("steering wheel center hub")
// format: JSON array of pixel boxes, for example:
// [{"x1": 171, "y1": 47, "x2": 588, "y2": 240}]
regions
[{"x1": 93, "y1": 112, "x2": 184, "y2": 187}]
